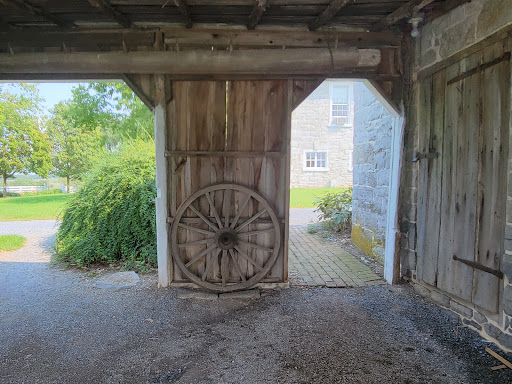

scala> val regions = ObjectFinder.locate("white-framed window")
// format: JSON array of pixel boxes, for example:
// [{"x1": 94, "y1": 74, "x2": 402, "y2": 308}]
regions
[
  {"x1": 329, "y1": 83, "x2": 353, "y2": 127},
  {"x1": 303, "y1": 150, "x2": 328, "y2": 171}
]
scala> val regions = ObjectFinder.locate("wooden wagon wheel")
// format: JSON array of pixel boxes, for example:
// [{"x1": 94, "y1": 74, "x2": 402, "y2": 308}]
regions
[{"x1": 171, "y1": 183, "x2": 281, "y2": 292}]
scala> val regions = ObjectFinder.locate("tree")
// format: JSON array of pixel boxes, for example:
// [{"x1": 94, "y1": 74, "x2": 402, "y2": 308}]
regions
[
  {"x1": 48, "y1": 102, "x2": 103, "y2": 193},
  {"x1": 64, "y1": 82, "x2": 153, "y2": 149},
  {"x1": 0, "y1": 84, "x2": 52, "y2": 197}
]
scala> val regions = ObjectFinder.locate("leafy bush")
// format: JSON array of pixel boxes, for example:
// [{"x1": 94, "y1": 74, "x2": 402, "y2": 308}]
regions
[
  {"x1": 56, "y1": 140, "x2": 157, "y2": 269},
  {"x1": 314, "y1": 188, "x2": 353, "y2": 231}
]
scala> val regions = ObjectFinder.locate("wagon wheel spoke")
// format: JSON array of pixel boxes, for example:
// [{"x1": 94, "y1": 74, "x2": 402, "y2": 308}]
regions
[
  {"x1": 205, "y1": 192, "x2": 223, "y2": 228},
  {"x1": 230, "y1": 194, "x2": 251, "y2": 229},
  {"x1": 189, "y1": 205, "x2": 218, "y2": 231},
  {"x1": 185, "y1": 244, "x2": 218, "y2": 268},
  {"x1": 238, "y1": 227, "x2": 275, "y2": 237},
  {"x1": 178, "y1": 238, "x2": 214, "y2": 247},
  {"x1": 238, "y1": 240, "x2": 273, "y2": 253},
  {"x1": 236, "y1": 209, "x2": 267, "y2": 233},
  {"x1": 234, "y1": 245, "x2": 262, "y2": 272},
  {"x1": 202, "y1": 248, "x2": 221, "y2": 281},
  {"x1": 221, "y1": 250, "x2": 228, "y2": 286},
  {"x1": 178, "y1": 223, "x2": 215, "y2": 237},
  {"x1": 223, "y1": 188, "x2": 232, "y2": 227},
  {"x1": 229, "y1": 248, "x2": 246, "y2": 282}
]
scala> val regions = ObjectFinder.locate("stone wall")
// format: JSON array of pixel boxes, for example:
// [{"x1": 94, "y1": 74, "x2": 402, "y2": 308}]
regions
[
  {"x1": 400, "y1": 0, "x2": 512, "y2": 351},
  {"x1": 351, "y1": 82, "x2": 393, "y2": 262},
  {"x1": 290, "y1": 80, "x2": 353, "y2": 188}
]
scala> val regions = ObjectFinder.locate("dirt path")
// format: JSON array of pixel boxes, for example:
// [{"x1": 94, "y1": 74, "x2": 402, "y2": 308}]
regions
[{"x1": 1, "y1": 221, "x2": 511, "y2": 383}]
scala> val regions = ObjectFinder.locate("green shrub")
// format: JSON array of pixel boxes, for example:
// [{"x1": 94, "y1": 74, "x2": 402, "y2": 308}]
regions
[
  {"x1": 56, "y1": 140, "x2": 157, "y2": 269},
  {"x1": 0, "y1": 192, "x2": 21, "y2": 198},
  {"x1": 314, "y1": 188, "x2": 353, "y2": 232},
  {"x1": 40, "y1": 189, "x2": 63, "y2": 195}
]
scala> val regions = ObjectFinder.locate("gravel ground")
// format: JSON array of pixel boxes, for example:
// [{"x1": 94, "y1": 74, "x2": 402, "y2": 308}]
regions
[{"x1": 2, "y1": 221, "x2": 512, "y2": 384}]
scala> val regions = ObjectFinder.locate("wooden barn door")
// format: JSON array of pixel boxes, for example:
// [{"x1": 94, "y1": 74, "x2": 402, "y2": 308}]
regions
[
  {"x1": 167, "y1": 80, "x2": 291, "y2": 290},
  {"x1": 417, "y1": 41, "x2": 510, "y2": 313}
]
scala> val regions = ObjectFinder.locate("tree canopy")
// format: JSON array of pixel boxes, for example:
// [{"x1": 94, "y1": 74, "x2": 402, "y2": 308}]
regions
[{"x1": 0, "y1": 84, "x2": 52, "y2": 197}]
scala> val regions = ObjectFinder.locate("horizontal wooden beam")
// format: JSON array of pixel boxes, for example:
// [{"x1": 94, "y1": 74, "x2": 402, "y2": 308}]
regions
[
  {"x1": 0, "y1": 0, "x2": 76, "y2": 29},
  {"x1": 308, "y1": 0, "x2": 352, "y2": 31},
  {"x1": 0, "y1": 48, "x2": 381, "y2": 76},
  {"x1": 371, "y1": 0, "x2": 434, "y2": 31},
  {"x1": 88, "y1": 0, "x2": 132, "y2": 28},
  {"x1": 163, "y1": 29, "x2": 400, "y2": 49},
  {"x1": 247, "y1": 0, "x2": 269, "y2": 30}
]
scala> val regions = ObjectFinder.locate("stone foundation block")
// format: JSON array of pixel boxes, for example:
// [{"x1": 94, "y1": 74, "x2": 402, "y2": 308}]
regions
[
  {"x1": 473, "y1": 311, "x2": 488, "y2": 324},
  {"x1": 430, "y1": 290, "x2": 451, "y2": 308},
  {"x1": 413, "y1": 283, "x2": 430, "y2": 298},
  {"x1": 463, "y1": 318, "x2": 482, "y2": 331},
  {"x1": 450, "y1": 300, "x2": 473, "y2": 319}
]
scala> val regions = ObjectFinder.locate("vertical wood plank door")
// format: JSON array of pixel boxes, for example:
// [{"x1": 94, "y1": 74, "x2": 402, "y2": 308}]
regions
[
  {"x1": 416, "y1": 43, "x2": 510, "y2": 313},
  {"x1": 168, "y1": 80, "x2": 291, "y2": 291}
]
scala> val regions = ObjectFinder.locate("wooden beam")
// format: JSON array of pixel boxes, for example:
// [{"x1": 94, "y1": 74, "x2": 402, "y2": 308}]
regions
[
  {"x1": 174, "y1": 0, "x2": 193, "y2": 28},
  {"x1": 163, "y1": 29, "x2": 401, "y2": 49},
  {"x1": 0, "y1": 48, "x2": 381, "y2": 76},
  {"x1": 247, "y1": 0, "x2": 269, "y2": 30},
  {"x1": 371, "y1": 0, "x2": 434, "y2": 31},
  {"x1": 0, "y1": 0, "x2": 76, "y2": 29},
  {"x1": 87, "y1": 0, "x2": 131, "y2": 28},
  {"x1": 308, "y1": 0, "x2": 352, "y2": 31}
]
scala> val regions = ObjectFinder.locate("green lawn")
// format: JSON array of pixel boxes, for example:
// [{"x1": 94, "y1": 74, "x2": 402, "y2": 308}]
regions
[
  {"x1": 0, "y1": 194, "x2": 73, "y2": 221},
  {"x1": 0, "y1": 235, "x2": 26, "y2": 251},
  {"x1": 289, "y1": 188, "x2": 347, "y2": 208}
]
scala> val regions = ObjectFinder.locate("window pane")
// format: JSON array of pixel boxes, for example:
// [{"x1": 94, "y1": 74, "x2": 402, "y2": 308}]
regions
[{"x1": 332, "y1": 86, "x2": 348, "y2": 103}]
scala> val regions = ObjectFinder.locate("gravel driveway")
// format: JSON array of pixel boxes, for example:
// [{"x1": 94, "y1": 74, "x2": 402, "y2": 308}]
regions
[{"x1": 1, "y1": 220, "x2": 512, "y2": 383}]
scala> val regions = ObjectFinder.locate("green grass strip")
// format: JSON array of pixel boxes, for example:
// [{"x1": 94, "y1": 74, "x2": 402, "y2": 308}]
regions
[
  {"x1": 0, "y1": 235, "x2": 26, "y2": 251},
  {"x1": 0, "y1": 194, "x2": 73, "y2": 221}
]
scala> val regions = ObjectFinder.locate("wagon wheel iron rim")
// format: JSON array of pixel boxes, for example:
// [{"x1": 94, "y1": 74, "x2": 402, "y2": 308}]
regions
[{"x1": 171, "y1": 183, "x2": 281, "y2": 292}]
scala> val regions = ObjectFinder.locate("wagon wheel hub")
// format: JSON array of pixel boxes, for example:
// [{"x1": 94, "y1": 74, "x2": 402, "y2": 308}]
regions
[
  {"x1": 171, "y1": 183, "x2": 281, "y2": 293},
  {"x1": 215, "y1": 228, "x2": 237, "y2": 250}
]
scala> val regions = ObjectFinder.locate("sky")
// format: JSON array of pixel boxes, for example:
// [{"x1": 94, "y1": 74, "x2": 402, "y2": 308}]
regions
[{"x1": 31, "y1": 82, "x2": 83, "y2": 112}]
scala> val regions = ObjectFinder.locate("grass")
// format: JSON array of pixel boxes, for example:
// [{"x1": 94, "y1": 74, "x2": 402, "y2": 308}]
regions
[
  {"x1": 289, "y1": 188, "x2": 348, "y2": 208},
  {"x1": 0, "y1": 235, "x2": 26, "y2": 251},
  {"x1": 0, "y1": 194, "x2": 73, "y2": 221}
]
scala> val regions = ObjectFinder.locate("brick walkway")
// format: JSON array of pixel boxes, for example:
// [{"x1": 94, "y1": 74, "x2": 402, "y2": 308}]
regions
[{"x1": 288, "y1": 226, "x2": 385, "y2": 288}]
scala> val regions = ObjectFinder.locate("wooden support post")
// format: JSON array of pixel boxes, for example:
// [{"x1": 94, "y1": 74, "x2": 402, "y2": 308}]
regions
[{"x1": 154, "y1": 75, "x2": 171, "y2": 287}]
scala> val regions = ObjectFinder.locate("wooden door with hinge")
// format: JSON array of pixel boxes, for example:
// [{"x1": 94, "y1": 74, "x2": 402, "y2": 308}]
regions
[{"x1": 416, "y1": 40, "x2": 510, "y2": 313}]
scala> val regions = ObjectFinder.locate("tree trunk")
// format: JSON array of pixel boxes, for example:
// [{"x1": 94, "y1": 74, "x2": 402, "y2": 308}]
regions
[
  {"x1": 66, "y1": 176, "x2": 70, "y2": 193},
  {"x1": 2, "y1": 174, "x2": 6, "y2": 198}
]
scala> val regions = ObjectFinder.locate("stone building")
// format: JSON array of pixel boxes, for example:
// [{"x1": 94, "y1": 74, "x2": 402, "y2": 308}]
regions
[
  {"x1": 291, "y1": 80, "x2": 394, "y2": 263},
  {"x1": 290, "y1": 80, "x2": 354, "y2": 188}
]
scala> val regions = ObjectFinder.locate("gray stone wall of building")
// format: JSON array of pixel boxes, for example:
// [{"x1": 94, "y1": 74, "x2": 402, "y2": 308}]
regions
[
  {"x1": 290, "y1": 80, "x2": 354, "y2": 188},
  {"x1": 351, "y1": 82, "x2": 393, "y2": 262},
  {"x1": 402, "y1": 0, "x2": 512, "y2": 352}
]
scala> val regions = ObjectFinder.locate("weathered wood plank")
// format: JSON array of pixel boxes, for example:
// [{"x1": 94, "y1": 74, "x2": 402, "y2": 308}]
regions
[
  {"x1": 415, "y1": 76, "x2": 432, "y2": 284},
  {"x1": 247, "y1": 0, "x2": 269, "y2": 29},
  {"x1": 0, "y1": 0, "x2": 76, "y2": 28},
  {"x1": 472, "y1": 42, "x2": 509, "y2": 313},
  {"x1": 87, "y1": 0, "x2": 132, "y2": 28},
  {"x1": 308, "y1": 0, "x2": 352, "y2": 31}
]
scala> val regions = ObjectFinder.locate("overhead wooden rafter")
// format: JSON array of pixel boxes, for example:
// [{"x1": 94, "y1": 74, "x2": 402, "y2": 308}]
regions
[
  {"x1": 174, "y1": 0, "x2": 193, "y2": 29},
  {"x1": 88, "y1": 0, "x2": 131, "y2": 28},
  {"x1": 308, "y1": 0, "x2": 352, "y2": 31},
  {"x1": 247, "y1": 0, "x2": 270, "y2": 30},
  {"x1": 0, "y1": 0, "x2": 76, "y2": 29},
  {"x1": 370, "y1": 0, "x2": 435, "y2": 31}
]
